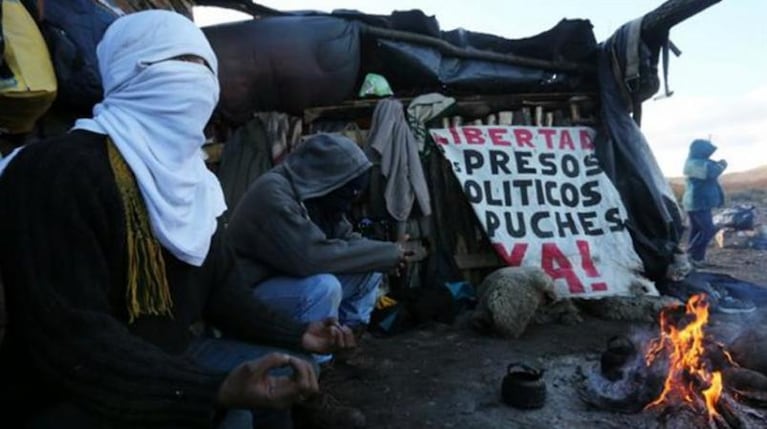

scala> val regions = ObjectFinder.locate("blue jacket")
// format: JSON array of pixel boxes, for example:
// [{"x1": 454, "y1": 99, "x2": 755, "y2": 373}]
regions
[{"x1": 682, "y1": 139, "x2": 726, "y2": 211}]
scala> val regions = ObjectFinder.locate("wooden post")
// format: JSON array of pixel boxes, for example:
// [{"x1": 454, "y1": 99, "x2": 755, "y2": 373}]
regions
[{"x1": 641, "y1": 0, "x2": 723, "y2": 40}]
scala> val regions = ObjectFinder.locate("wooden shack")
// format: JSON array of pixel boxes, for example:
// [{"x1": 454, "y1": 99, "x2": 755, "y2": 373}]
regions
[{"x1": 3, "y1": 0, "x2": 722, "y2": 298}]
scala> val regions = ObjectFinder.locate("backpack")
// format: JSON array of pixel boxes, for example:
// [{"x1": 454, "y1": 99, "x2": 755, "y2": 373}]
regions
[
  {"x1": 23, "y1": 0, "x2": 122, "y2": 111},
  {"x1": 713, "y1": 205, "x2": 757, "y2": 231},
  {"x1": 0, "y1": 0, "x2": 57, "y2": 134}
]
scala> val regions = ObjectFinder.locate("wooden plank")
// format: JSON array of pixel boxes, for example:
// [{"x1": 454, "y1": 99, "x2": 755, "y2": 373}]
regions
[
  {"x1": 454, "y1": 253, "x2": 503, "y2": 270},
  {"x1": 641, "y1": 0, "x2": 722, "y2": 38},
  {"x1": 303, "y1": 92, "x2": 599, "y2": 124}
]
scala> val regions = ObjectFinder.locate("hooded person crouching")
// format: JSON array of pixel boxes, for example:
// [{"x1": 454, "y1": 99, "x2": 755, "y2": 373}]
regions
[{"x1": 228, "y1": 134, "x2": 409, "y2": 363}]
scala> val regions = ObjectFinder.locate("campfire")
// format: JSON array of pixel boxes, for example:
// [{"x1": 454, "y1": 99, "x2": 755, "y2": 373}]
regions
[
  {"x1": 643, "y1": 294, "x2": 735, "y2": 426},
  {"x1": 582, "y1": 293, "x2": 767, "y2": 429}
]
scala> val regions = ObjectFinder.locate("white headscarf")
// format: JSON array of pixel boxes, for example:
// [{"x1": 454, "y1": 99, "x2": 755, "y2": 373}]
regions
[{"x1": 74, "y1": 10, "x2": 226, "y2": 266}]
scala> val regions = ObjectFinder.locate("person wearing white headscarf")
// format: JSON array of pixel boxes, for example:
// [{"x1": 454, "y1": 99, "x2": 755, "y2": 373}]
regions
[
  {"x1": 73, "y1": 9, "x2": 226, "y2": 266},
  {"x1": 0, "y1": 10, "x2": 356, "y2": 428}
]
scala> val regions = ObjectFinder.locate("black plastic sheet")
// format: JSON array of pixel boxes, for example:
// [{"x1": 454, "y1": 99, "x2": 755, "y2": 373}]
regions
[
  {"x1": 204, "y1": 16, "x2": 361, "y2": 123},
  {"x1": 594, "y1": 22, "x2": 684, "y2": 282},
  {"x1": 371, "y1": 39, "x2": 574, "y2": 94}
]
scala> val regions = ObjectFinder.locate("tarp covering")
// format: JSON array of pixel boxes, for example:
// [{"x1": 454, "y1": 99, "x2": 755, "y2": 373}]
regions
[
  {"x1": 593, "y1": 20, "x2": 684, "y2": 282},
  {"x1": 369, "y1": 39, "x2": 573, "y2": 94},
  {"x1": 357, "y1": 14, "x2": 597, "y2": 94},
  {"x1": 24, "y1": 2, "x2": 599, "y2": 120},
  {"x1": 203, "y1": 16, "x2": 361, "y2": 123},
  {"x1": 201, "y1": 8, "x2": 599, "y2": 122}
]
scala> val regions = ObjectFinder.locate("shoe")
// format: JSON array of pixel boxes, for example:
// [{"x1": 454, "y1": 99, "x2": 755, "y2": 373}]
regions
[
  {"x1": 293, "y1": 391, "x2": 366, "y2": 429},
  {"x1": 715, "y1": 296, "x2": 756, "y2": 314}
]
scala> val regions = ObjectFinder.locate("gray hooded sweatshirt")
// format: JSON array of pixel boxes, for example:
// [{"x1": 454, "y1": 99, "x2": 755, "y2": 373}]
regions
[{"x1": 227, "y1": 133, "x2": 402, "y2": 285}]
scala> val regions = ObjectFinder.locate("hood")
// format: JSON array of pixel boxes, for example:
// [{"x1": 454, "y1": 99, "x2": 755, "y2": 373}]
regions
[
  {"x1": 282, "y1": 133, "x2": 372, "y2": 200},
  {"x1": 688, "y1": 139, "x2": 717, "y2": 159}
]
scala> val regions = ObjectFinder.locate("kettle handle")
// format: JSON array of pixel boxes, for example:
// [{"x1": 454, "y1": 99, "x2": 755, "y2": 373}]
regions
[{"x1": 507, "y1": 362, "x2": 543, "y2": 376}]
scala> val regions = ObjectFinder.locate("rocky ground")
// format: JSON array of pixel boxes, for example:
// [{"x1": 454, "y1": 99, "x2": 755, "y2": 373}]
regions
[{"x1": 324, "y1": 207, "x2": 767, "y2": 429}]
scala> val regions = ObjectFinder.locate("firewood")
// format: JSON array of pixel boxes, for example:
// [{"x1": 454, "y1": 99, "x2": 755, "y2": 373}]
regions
[
  {"x1": 659, "y1": 404, "x2": 716, "y2": 429},
  {"x1": 717, "y1": 394, "x2": 743, "y2": 429},
  {"x1": 728, "y1": 331, "x2": 767, "y2": 375},
  {"x1": 724, "y1": 367, "x2": 767, "y2": 393}
]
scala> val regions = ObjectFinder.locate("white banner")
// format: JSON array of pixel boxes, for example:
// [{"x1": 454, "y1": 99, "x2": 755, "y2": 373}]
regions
[{"x1": 430, "y1": 125, "x2": 655, "y2": 299}]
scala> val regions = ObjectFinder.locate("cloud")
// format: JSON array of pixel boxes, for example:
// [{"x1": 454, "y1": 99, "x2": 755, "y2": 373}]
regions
[{"x1": 642, "y1": 85, "x2": 767, "y2": 176}]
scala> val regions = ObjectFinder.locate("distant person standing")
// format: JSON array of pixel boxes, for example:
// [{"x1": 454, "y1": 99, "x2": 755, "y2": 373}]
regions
[{"x1": 682, "y1": 139, "x2": 727, "y2": 268}]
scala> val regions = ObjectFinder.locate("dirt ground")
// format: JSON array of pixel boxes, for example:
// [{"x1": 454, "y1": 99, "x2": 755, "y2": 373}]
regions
[{"x1": 327, "y1": 220, "x2": 767, "y2": 429}]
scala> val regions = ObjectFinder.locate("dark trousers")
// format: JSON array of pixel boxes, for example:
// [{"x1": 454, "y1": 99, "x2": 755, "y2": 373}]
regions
[
  {"x1": 687, "y1": 209, "x2": 716, "y2": 262},
  {"x1": 26, "y1": 338, "x2": 314, "y2": 429},
  {"x1": 186, "y1": 337, "x2": 317, "y2": 429}
]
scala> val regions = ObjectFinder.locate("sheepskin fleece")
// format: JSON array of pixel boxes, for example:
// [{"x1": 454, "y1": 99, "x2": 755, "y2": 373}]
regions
[
  {"x1": 576, "y1": 295, "x2": 681, "y2": 322},
  {"x1": 473, "y1": 266, "x2": 555, "y2": 338}
]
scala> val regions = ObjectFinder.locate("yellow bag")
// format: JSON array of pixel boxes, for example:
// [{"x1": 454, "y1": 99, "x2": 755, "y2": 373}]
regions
[{"x1": 0, "y1": 0, "x2": 57, "y2": 134}]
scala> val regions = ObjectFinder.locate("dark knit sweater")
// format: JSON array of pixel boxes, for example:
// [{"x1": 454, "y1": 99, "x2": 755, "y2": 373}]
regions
[{"x1": 0, "y1": 131, "x2": 306, "y2": 427}]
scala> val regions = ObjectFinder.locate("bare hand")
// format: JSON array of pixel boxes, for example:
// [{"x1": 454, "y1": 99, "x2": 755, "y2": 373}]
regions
[
  {"x1": 217, "y1": 353, "x2": 318, "y2": 410},
  {"x1": 301, "y1": 317, "x2": 356, "y2": 354},
  {"x1": 392, "y1": 234, "x2": 415, "y2": 277}
]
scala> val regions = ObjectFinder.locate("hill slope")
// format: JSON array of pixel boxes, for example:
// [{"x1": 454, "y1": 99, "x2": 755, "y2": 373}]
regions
[{"x1": 668, "y1": 165, "x2": 767, "y2": 203}]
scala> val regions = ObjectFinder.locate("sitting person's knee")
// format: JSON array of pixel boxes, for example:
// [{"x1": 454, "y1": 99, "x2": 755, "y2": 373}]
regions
[
  {"x1": 311, "y1": 274, "x2": 343, "y2": 304},
  {"x1": 370, "y1": 272, "x2": 384, "y2": 285}
]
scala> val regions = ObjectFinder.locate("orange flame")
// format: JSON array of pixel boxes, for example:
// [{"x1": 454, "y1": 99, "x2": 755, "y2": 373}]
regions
[
  {"x1": 644, "y1": 294, "x2": 723, "y2": 421},
  {"x1": 703, "y1": 371, "x2": 723, "y2": 421}
]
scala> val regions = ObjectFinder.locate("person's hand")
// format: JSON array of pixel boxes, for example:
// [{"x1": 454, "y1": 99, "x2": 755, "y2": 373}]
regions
[
  {"x1": 217, "y1": 353, "x2": 319, "y2": 410},
  {"x1": 718, "y1": 159, "x2": 728, "y2": 168},
  {"x1": 392, "y1": 234, "x2": 416, "y2": 277},
  {"x1": 301, "y1": 317, "x2": 356, "y2": 354}
]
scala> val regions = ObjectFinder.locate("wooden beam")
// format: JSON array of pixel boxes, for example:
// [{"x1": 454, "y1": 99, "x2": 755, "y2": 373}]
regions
[
  {"x1": 641, "y1": 0, "x2": 723, "y2": 37},
  {"x1": 303, "y1": 92, "x2": 598, "y2": 123}
]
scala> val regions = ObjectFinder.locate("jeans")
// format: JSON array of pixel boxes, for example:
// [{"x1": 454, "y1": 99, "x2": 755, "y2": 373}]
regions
[
  {"x1": 687, "y1": 209, "x2": 716, "y2": 262},
  {"x1": 186, "y1": 337, "x2": 316, "y2": 429},
  {"x1": 252, "y1": 272, "x2": 381, "y2": 327},
  {"x1": 252, "y1": 272, "x2": 381, "y2": 364}
]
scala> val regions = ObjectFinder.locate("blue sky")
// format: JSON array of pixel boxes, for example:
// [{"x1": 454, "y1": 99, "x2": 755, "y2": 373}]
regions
[{"x1": 195, "y1": 0, "x2": 766, "y2": 176}]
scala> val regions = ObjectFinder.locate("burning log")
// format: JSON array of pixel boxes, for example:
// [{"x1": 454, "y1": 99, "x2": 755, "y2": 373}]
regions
[
  {"x1": 643, "y1": 295, "x2": 729, "y2": 420},
  {"x1": 645, "y1": 294, "x2": 767, "y2": 428},
  {"x1": 658, "y1": 402, "x2": 715, "y2": 429},
  {"x1": 732, "y1": 388, "x2": 767, "y2": 410},
  {"x1": 655, "y1": 389, "x2": 755, "y2": 429},
  {"x1": 582, "y1": 293, "x2": 767, "y2": 427},
  {"x1": 715, "y1": 393, "x2": 767, "y2": 429},
  {"x1": 724, "y1": 367, "x2": 767, "y2": 393},
  {"x1": 715, "y1": 395, "x2": 743, "y2": 429},
  {"x1": 726, "y1": 367, "x2": 767, "y2": 410},
  {"x1": 659, "y1": 391, "x2": 767, "y2": 429},
  {"x1": 728, "y1": 330, "x2": 767, "y2": 375}
]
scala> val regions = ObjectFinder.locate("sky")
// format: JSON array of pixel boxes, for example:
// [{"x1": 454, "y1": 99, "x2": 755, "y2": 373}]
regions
[{"x1": 194, "y1": 0, "x2": 767, "y2": 176}]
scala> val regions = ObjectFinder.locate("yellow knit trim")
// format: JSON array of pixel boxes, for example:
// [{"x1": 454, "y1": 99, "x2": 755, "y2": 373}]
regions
[{"x1": 107, "y1": 139, "x2": 173, "y2": 323}]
